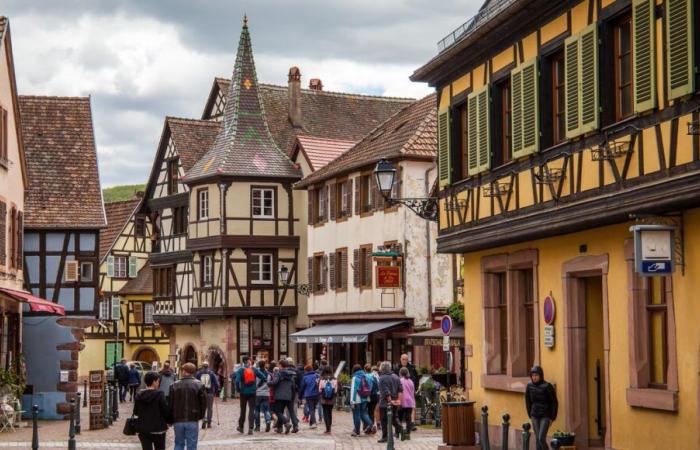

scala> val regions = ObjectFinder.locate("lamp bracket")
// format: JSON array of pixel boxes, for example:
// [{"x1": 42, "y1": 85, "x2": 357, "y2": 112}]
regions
[{"x1": 385, "y1": 196, "x2": 438, "y2": 222}]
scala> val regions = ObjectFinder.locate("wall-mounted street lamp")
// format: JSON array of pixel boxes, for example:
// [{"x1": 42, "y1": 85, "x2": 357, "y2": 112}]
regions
[
  {"x1": 278, "y1": 265, "x2": 310, "y2": 296},
  {"x1": 373, "y1": 159, "x2": 439, "y2": 222}
]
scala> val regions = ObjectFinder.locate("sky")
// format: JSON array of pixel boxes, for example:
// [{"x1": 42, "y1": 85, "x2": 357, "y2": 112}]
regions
[{"x1": 5, "y1": 0, "x2": 481, "y2": 187}]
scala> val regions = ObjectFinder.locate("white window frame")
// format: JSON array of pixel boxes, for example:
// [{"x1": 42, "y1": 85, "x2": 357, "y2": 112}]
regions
[
  {"x1": 250, "y1": 253, "x2": 273, "y2": 285},
  {"x1": 99, "y1": 300, "x2": 110, "y2": 320},
  {"x1": 252, "y1": 188, "x2": 275, "y2": 218},
  {"x1": 144, "y1": 303, "x2": 154, "y2": 324},
  {"x1": 202, "y1": 255, "x2": 213, "y2": 287},
  {"x1": 198, "y1": 189, "x2": 209, "y2": 220},
  {"x1": 114, "y1": 256, "x2": 128, "y2": 279}
]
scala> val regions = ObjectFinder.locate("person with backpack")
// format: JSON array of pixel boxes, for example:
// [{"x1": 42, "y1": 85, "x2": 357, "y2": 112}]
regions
[
  {"x1": 233, "y1": 355, "x2": 263, "y2": 435},
  {"x1": 253, "y1": 360, "x2": 272, "y2": 432},
  {"x1": 378, "y1": 361, "x2": 403, "y2": 443},
  {"x1": 349, "y1": 363, "x2": 375, "y2": 437},
  {"x1": 267, "y1": 359, "x2": 294, "y2": 434},
  {"x1": 398, "y1": 367, "x2": 415, "y2": 440},
  {"x1": 300, "y1": 364, "x2": 320, "y2": 429},
  {"x1": 317, "y1": 366, "x2": 337, "y2": 434},
  {"x1": 195, "y1": 362, "x2": 220, "y2": 429}
]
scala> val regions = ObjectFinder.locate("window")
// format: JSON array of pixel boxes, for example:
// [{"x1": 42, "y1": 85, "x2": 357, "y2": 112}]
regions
[
  {"x1": 493, "y1": 79, "x2": 512, "y2": 167},
  {"x1": 133, "y1": 303, "x2": 143, "y2": 323},
  {"x1": 335, "y1": 181, "x2": 351, "y2": 219},
  {"x1": 357, "y1": 245, "x2": 372, "y2": 288},
  {"x1": 521, "y1": 269, "x2": 536, "y2": 371},
  {"x1": 614, "y1": 14, "x2": 633, "y2": 121},
  {"x1": 313, "y1": 254, "x2": 325, "y2": 293},
  {"x1": 7, "y1": 207, "x2": 15, "y2": 269},
  {"x1": 252, "y1": 188, "x2": 274, "y2": 218},
  {"x1": 332, "y1": 248, "x2": 348, "y2": 291},
  {"x1": 311, "y1": 187, "x2": 327, "y2": 224},
  {"x1": 173, "y1": 206, "x2": 187, "y2": 235},
  {"x1": 134, "y1": 215, "x2": 146, "y2": 238},
  {"x1": 198, "y1": 189, "x2": 209, "y2": 220},
  {"x1": 80, "y1": 261, "x2": 93, "y2": 282},
  {"x1": 144, "y1": 304, "x2": 154, "y2": 324},
  {"x1": 153, "y1": 266, "x2": 174, "y2": 298},
  {"x1": 201, "y1": 255, "x2": 213, "y2": 287},
  {"x1": 99, "y1": 300, "x2": 110, "y2": 320},
  {"x1": 167, "y1": 159, "x2": 178, "y2": 195},
  {"x1": 456, "y1": 103, "x2": 468, "y2": 180},
  {"x1": 250, "y1": 253, "x2": 273, "y2": 285},
  {"x1": 114, "y1": 256, "x2": 128, "y2": 279},
  {"x1": 551, "y1": 50, "x2": 566, "y2": 144},
  {"x1": 646, "y1": 276, "x2": 668, "y2": 387},
  {"x1": 360, "y1": 175, "x2": 372, "y2": 213}
]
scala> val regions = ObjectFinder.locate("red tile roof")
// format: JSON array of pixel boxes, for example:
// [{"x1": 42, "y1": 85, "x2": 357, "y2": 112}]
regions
[
  {"x1": 295, "y1": 135, "x2": 355, "y2": 171},
  {"x1": 119, "y1": 263, "x2": 152, "y2": 295},
  {"x1": 18, "y1": 96, "x2": 107, "y2": 228},
  {"x1": 297, "y1": 93, "x2": 437, "y2": 188},
  {"x1": 99, "y1": 198, "x2": 141, "y2": 261},
  {"x1": 166, "y1": 117, "x2": 221, "y2": 174}
]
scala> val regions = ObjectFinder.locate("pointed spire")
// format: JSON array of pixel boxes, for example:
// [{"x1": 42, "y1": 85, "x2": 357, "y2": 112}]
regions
[{"x1": 243, "y1": 14, "x2": 248, "y2": 29}]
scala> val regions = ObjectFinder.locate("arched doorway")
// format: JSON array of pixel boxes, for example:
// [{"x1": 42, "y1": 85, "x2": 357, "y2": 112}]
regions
[
  {"x1": 133, "y1": 346, "x2": 160, "y2": 365},
  {"x1": 182, "y1": 344, "x2": 198, "y2": 367}
]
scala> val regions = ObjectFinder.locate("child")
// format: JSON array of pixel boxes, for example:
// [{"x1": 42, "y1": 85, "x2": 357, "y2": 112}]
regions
[
  {"x1": 398, "y1": 367, "x2": 415, "y2": 440},
  {"x1": 318, "y1": 367, "x2": 337, "y2": 434}
]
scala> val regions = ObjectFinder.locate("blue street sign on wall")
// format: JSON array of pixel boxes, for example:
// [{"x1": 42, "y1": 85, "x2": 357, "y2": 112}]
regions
[{"x1": 630, "y1": 225, "x2": 675, "y2": 276}]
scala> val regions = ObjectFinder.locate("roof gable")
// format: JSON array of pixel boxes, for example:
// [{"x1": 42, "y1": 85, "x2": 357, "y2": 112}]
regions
[
  {"x1": 294, "y1": 135, "x2": 355, "y2": 172},
  {"x1": 99, "y1": 197, "x2": 142, "y2": 261}
]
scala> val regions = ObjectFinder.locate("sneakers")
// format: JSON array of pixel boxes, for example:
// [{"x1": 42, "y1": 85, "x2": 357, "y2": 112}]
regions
[
  {"x1": 291, "y1": 427, "x2": 299, "y2": 433},
  {"x1": 201, "y1": 422, "x2": 207, "y2": 430},
  {"x1": 248, "y1": 429, "x2": 253, "y2": 435},
  {"x1": 236, "y1": 426, "x2": 243, "y2": 433},
  {"x1": 254, "y1": 425, "x2": 260, "y2": 432},
  {"x1": 351, "y1": 431, "x2": 360, "y2": 437},
  {"x1": 265, "y1": 422, "x2": 271, "y2": 432},
  {"x1": 323, "y1": 430, "x2": 332, "y2": 435},
  {"x1": 284, "y1": 423, "x2": 292, "y2": 434},
  {"x1": 377, "y1": 438, "x2": 388, "y2": 443}
]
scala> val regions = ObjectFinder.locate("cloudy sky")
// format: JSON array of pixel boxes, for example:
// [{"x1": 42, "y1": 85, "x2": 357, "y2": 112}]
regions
[{"x1": 5, "y1": 0, "x2": 480, "y2": 187}]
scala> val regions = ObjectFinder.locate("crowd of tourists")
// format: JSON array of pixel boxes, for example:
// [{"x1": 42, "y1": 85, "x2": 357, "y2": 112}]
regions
[{"x1": 126, "y1": 353, "x2": 421, "y2": 450}]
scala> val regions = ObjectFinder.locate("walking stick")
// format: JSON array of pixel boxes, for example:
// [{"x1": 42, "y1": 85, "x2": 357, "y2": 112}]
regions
[{"x1": 215, "y1": 396, "x2": 220, "y2": 426}]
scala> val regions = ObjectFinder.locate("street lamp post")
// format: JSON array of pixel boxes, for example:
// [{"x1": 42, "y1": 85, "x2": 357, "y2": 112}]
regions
[{"x1": 373, "y1": 159, "x2": 438, "y2": 222}]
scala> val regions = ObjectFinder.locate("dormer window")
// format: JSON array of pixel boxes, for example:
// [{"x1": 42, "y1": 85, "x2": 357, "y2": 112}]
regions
[{"x1": 198, "y1": 189, "x2": 209, "y2": 220}]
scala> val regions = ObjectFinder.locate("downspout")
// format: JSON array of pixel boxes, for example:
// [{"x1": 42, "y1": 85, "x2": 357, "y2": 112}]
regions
[{"x1": 425, "y1": 165, "x2": 434, "y2": 327}]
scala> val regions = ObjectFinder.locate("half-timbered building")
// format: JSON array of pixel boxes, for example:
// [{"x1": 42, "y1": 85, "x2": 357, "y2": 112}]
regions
[
  {"x1": 413, "y1": 0, "x2": 700, "y2": 447},
  {"x1": 18, "y1": 95, "x2": 106, "y2": 418}
]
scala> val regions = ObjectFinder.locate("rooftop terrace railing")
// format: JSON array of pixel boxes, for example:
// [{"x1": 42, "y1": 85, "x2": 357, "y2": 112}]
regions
[{"x1": 437, "y1": 0, "x2": 518, "y2": 53}]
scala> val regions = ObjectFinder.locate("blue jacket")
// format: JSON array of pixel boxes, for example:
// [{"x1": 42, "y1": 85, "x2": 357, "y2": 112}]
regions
[
  {"x1": 195, "y1": 368, "x2": 220, "y2": 394},
  {"x1": 127, "y1": 368, "x2": 141, "y2": 386},
  {"x1": 350, "y1": 369, "x2": 373, "y2": 404},
  {"x1": 233, "y1": 364, "x2": 264, "y2": 396},
  {"x1": 300, "y1": 371, "x2": 320, "y2": 399}
]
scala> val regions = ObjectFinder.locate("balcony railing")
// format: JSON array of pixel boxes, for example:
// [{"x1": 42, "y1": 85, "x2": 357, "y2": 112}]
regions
[{"x1": 437, "y1": 0, "x2": 518, "y2": 52}]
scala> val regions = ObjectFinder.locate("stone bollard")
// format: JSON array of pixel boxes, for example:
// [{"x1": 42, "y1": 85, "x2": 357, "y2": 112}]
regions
[
  {"x1": 481, "y1": 406, "x2": 491, "y2": 450},
  {"x1": 83, "y1": 380, "x2": 88, "y2": 407},
  {"x1": 68, "y1": 399, "x2": 76, "y2": 450},
  {"x1": 501, "y1": 413, "x2": 510, "y2": 450},
  {"x1": 31, "y1": 405, "x2": 39, "y2": 450},
  {"x1": 75, "y1": 393, "x2": 81, "y2": 434},
  {"x1": 386, "y1": 406, "x2": 395, "y2": 450},
  {"x1": 522, "y1": 422, "x2": 531, "y2": 450}
]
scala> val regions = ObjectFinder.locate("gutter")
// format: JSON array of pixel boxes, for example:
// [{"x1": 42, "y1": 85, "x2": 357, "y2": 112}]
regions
[{"x1": 425, "y1": 165, "x2": 434, "y2": 324}]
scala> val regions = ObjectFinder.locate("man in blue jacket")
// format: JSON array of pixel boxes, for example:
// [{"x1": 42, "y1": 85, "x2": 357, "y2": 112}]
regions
[{"x1": 195, "y1": 362, "x2": 220, "y2": 429}]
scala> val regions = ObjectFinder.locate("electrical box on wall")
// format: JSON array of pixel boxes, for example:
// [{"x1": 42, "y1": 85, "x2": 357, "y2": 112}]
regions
[{"x1": 630, "y1": 225, "x2": 675, "y2": 276}]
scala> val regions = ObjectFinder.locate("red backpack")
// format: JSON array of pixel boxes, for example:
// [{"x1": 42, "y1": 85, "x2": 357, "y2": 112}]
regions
[{"x1": 243, "y1": 366, "x2": 256, "y2": 385}]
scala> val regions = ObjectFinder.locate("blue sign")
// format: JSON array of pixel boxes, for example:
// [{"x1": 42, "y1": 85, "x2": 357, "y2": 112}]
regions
[
  {"x1": 441, "y1": 315, "x2": 453, "y2": 336},
  {"x1": 630, "y1": 225, "x2": 675, "y2": 277},
  {"x1": 640, "y1": 261, "x2": 672, "y2": 274}
]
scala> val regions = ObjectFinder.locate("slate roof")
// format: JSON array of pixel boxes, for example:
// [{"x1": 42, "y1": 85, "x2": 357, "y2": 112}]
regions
[
  {"x1": 295, "y1": 135, "x2": 355, "y2": 172},
  {"x1": 297, "y1": 93, "x2": 437, "y2": 188},
  {"x1": 186, "y1": 21, "x2": 301, "y2": 182},
  {"x1": 99, "y1": 198, "x2": 141, "y2": 261},
  {"x1": 18, "y1": 96, "x2": 107, "y2": 229},
  {"x1": 166, "y1": 117, "x2": 221, "y2": 173},
  {"x1": 119, "y1": 263, "x2": 152, "y2": 295}
]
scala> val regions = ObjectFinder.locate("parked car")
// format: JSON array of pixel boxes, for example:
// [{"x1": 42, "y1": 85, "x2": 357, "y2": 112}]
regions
[{"x1": 106, "y1": 361, "x2": 153, "y2": 383}]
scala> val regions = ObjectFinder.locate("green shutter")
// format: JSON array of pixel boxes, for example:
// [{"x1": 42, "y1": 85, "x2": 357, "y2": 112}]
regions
[
  {"x1": 111, "y1": 297, "x2": 121, "y2": 320},
  {"x1": 467, "y1": 94, "x2": 479, "y2": 175},
  {"x1": 633, "y1": 0, "x2": 657, "y2": 112},
  {"x1": 438, "y1": 108, "x2": 451, "y2": 188},
  {"x1": 105, "y1": 342, "x2": 124, "y2": 368},
  {"x1": 579, "y1": 24, "x2": 599, "y2": 134},
  {"x1": 107, "y1": 255, "x2": 114, "y2": 277},
  {"x1": 128, "y1": 256, "x2": 138, "y2": 278},
  {"x1": 666, "y1": 0, "x2": 695, "y2": 100},
  {"x1": 565, "y1": 34, "x2": 581, "y2": 138},
  {"x1": 476, "y1": 86, "x2": 491, "y2": 173},
  {"x1": 511, "y1": 59, "x2": 539, "y2": 159}
]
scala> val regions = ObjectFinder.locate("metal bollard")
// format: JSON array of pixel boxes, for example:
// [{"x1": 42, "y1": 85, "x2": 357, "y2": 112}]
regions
[
  {"x1": 551, "y1": 438, "x2": 561, "y2": 450},
  {"x1": 434, "y1": 396, "x2": 441, "y2": 428},
  {"x1": 386, "y1": 406, "x2": 395, "y2": 450},
  {"x1": 83, "y1": 380, "x2": 88, "y2": 407},
  {"x1": 108, "y1": 386, "x2": 114, "y2": 425},
  {"x1": 103, "y1": 385, "x2": 110, "y2": 428},
  {"x1": 481, "y1": 406, "x2": 490, "y2": 450},
  {"x1": 75, "y1": 393, "x2": 81, "y2": 434},
  {"x1": 501, "y1": 413, "x2": 510, "y2": 450},
  {"x1": 522, "y1": 422, "x2": 531, "y2": 450},
  {"x1": 31, "y1": 405, "x2": 39, "y2": 450},
  {"x1": 112, "y1": 384, "x2": 119, "y2": 420},
  {"x1": 68, "y1": 399, "x2": 76, "y2": 450}
]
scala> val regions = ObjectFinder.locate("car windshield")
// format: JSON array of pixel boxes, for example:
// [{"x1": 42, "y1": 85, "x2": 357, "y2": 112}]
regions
[{"x1": 141, "y1": 362, "x2": 152, "y2": 371}]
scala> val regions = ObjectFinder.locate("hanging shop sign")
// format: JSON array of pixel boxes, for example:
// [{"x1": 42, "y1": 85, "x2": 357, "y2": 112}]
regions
[
  {"x1": 630, "y1": 225, "x2": 675, "y2": 276},
  {"x1": 376, "y1": 266, "x2": 401, "y2": 288}
]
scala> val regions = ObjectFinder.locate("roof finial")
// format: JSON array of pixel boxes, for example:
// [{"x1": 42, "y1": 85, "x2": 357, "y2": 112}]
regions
[{"x1": 243, "y1": 14, "x2": 248, "y2": 28}]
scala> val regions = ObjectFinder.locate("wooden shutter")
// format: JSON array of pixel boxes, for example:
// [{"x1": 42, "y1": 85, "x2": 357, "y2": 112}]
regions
[
  {"x1": 666, "y1": 0, "x2": 695, "y2": 99},
  {"x1": 329, "y1": 252, "x2": 336, "y2": 290},
  {"x1": 307, "y1": 257, "x2": 313, "y2": 293},
  {"x1": 476, "y1": 87, "x2": 491, "y2": 172},
  {"x1": 0, "y1": 201, "x2": 5, "y2": 266},
  {"x1": 511, "y1": 59, "x2": 540, "y2": 159},
  {"x1": 341, "y1": 250, "x2": 348, "y2": 289},
  {"x1": 353, "y1": 249, "x2": 360, "y2": 287},
  {"x1": 579, "y1": 24, "x2": 599, "y2": 134},
  {"x1": 307, "y1": 189, "x2": 314, "y2": 224},
  {"x1": 65, "y1": 260, "x2": 79, "y2": 282},
  {"x1": 437, "y1": 109, "x2": 451, "y2": 188},
  {"x1": 128, "y1": 256, "x2": 138, "y2": 278},
  {"x1": 107, "y1": 255, "x2": 115, "y2": 277},
  {"x1": 633, "y1": 0, "x2": 657, "y2": 112},
  {"x1": 565, "y1": 33, "x2": 581, "y2": 138},
  {"x1": 354, "y1": 177, "x2": 360, "y2": 215},
  {"x1": 329, "y1": 183, "x2": 336, "y2": 220},
  {"x1": 363, "y1": 246, "x2": 372, "y2": 287},
  {"x1": 346, "y1": 180, "x2": 353, "y2": 216},
  {"x1": 16, "y1": 211, "x2": 22, "y2": 270},
  {"x1": 321, "y1": 254, "x2": 328, "y2": 292},
  {"x1": 467, "y1": 94, "x2": 479, "y2": 175},
  {"x1": 324, "y1": 185, "x2": 330, "y2": 222}
]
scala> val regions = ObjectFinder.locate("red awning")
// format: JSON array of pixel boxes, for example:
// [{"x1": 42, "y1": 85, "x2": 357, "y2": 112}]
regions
[{"x1": 0, "y1": 288, "x2": 65, "y2": 315}]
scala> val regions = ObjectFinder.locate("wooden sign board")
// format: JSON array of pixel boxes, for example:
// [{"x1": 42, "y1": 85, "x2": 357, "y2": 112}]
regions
[
  {"x1": 89, "y1": 370, "x2": 105, "y2": 430},
  {"x1": 376, "y1": 266, "x2": 401, "y2": 289}
]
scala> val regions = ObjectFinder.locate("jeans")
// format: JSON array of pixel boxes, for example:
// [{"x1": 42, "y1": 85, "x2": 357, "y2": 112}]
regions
[
  {"x1": 129, "y1": 384, "x2": 139, "y2": 401},
  {"x1": 118, "y1": 383, "x2": 128, "y2": 402},
  {"x1": 238, "y1": 394, "x2": 256, "y2": 431},
  {"x1": 367, "y1": 394, "x2": 378, "y2": 424},
  {"x1": 317, "y1": 400, "x2": 324, "y2": 423},
  {"x1": 352, "y1": 403, "x2": 373, "y2": 434},
  {"x1": 138, "y1": 432, "x2": 166, "y2": 450},
  {"x1": 321, "y1": 404, "x2": 333, "y2": 432},
  {"x1": 532, "y1": 417, "x2": 551, "y2": 450},
  {"x1": 204, "y1": 393, "x2": 214, "y2": 424},
  {"x1": 273, "y1": 400, "x2": 290, "y2": 429},
  {"x1": 379, "y1": 406, "x2": 402, "y2": 439},
  {"x1": 305, "y1": 397, "x2": 319, "y2": 425},
  {"x1": 286, "y1": 397, "x2": 299, "y2": 428},
  {"x1": 173, "y1": 422, "x2": 199, "y2": 450},
  {"x1": 254, "y1": 397, "x2": 271, "y2": 426}
]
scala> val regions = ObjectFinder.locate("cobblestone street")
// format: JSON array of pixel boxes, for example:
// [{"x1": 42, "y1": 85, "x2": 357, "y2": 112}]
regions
[{"x1": 0, "y1": 399, "x2": 443, "y2": 449}]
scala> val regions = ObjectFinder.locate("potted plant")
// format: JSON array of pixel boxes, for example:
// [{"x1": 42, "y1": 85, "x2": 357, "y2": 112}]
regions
[{"x1": 552, "y1": 430, "x2": 576, "y2": 446}]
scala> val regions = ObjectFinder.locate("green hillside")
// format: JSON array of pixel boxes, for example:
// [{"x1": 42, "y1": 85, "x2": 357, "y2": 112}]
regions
[{"x1": 102, "y1": 184, "x2": 146, "y2": 203}]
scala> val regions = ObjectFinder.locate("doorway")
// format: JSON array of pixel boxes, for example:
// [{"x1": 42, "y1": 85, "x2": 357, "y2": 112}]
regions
[
  {"x1": 133, "y1": 346, "x2": 159, "y2": 364},
  {"x1": 182, "y1": 344, "x2": 198, "y2": 367},
  {"x1": 584, "y1": 276, "x2": 606, "y2": 448}
]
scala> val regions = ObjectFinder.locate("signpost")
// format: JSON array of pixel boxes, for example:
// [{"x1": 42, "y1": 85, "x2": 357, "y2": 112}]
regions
[
  {"x1": 88, "y1": 371, "x2": 105, "y2": 430},
  {"x1": 543, "y1": 296, "x2": 555, "y2": 349},
  {"x1": 441, "y1": 316, "x2": 453, "y2": 398}
]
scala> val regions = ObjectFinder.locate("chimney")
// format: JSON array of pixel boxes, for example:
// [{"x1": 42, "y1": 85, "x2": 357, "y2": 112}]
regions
[
  {"x1": 288, "y1": 66, "x2": 303, "y2": 128},
  {"x1": 309, "y1": 78, "x2": 323, "y2": 91}
]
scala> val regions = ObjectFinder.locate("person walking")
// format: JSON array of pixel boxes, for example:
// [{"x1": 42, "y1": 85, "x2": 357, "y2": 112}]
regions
[
  {"x1": 114, "y1": 359, "x2": 130, "y2": 402},
  {"x1": 365, "y1": 364, "x2": 380, "y2": 430},
  {"x1": 195, "y1": 362, "x2": 220, "y2": 429},
  {"x1": 233, "y1": 356, "x2": 262, "y2": 435},
  {"x1": 525, "y1": 366, "x2": 558, "y2": 450},
  {"x1": 349, "y1": 364, "x2": 374, "y2": 437},
  {"x1": 128, "y1": 363, "x2": 142, "y2": 401},
  {"x1": 318, "y1": 367, "x2": 337, "y2": 435},
  {"x1": 267, "y1": 359, "x2": 294, "y2": 434},
  {"x1": 398, "y1": 367, "x2": 415, "y2": 440},
  {"x1": 395, "y1": 353, "x2": 419, "y2": 431},
  {"x1": 284, "y1": 357, "x2": 300, "y2": 433},
  {"x1": 253, "y1": 360, "x2": 272, "y2": 432},
  {"x1": 158, "y1": 361, "x2": 176, "y2": 401},
  {"x1": 169, "y1": 363, "x2": 207, "y2": 450},
  {"x1": 378, "y1": 361, "x2": 403, "y2": 443},
  {"x1": 133, "y1": 372, "x2": 171, "y2": 450},
  {"x1": 300, "y1": 364, "x2": 320, "y2": 429}
]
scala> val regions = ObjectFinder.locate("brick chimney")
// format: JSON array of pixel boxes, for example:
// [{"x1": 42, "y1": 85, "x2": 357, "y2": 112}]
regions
[
  {"x1": 309, "y1": 78, "x2": 323, "y2": 91},
  {"x1": 288, "y1": 66, "x2": 303, "y2": 128}
]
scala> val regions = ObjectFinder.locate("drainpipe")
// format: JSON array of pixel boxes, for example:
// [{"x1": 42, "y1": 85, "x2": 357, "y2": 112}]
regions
[{"x1": 425, "y1": 165, "x2": 435, "y2": 327}]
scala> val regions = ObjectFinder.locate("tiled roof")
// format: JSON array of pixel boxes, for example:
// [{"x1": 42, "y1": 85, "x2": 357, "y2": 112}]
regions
[
  {"x1": 99, "y1": 198, "x2": 141, "y2": 261},
  {"x1": 295, "y1": 135, "x2": 355, "y2": 171},
  {"x1": 166, "y1": 117, "x2": 221, "y2": 173},
  {"x1": 297, "y1": 93, "x2": 437, "y2": 188},
  {"x1": 187, "y1": 21, "x2": 300, "y2": 182},
  {"x1": 213, "y1": 79, "x2": 414, "y2": 156},
  {"x1": 18, "y1": 96, "x2": 107, "y2": 229},
  {"x1": 119, "y1": 263, "x2": 152, "y2": 295}
]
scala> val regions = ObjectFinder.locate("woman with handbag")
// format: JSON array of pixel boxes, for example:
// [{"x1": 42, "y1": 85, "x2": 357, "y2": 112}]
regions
[{"x1": 131, "y1": 371, "x2": 172, "y2": 450}]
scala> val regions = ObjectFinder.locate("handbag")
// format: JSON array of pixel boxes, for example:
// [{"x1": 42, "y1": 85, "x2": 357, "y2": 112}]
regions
[{"x1": 123, "y1": 415, "x2": 138, "y2": 436}]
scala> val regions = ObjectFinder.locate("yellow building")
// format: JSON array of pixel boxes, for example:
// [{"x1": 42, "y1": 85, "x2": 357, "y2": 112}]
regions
[{"x1": 413, "y1": 0, "x2": 699, "y2": 448}]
